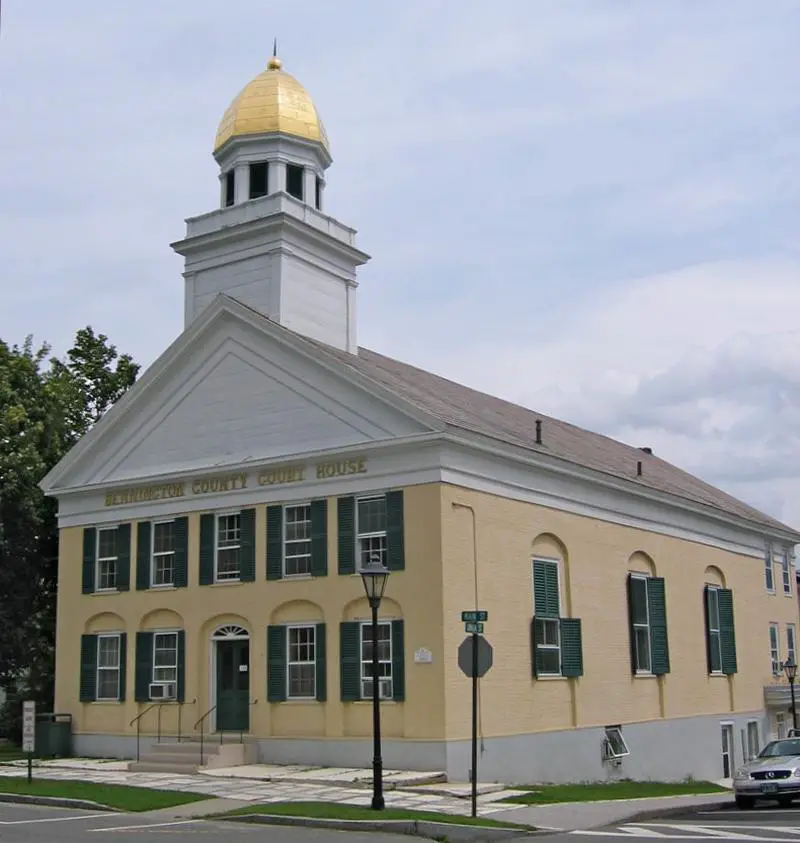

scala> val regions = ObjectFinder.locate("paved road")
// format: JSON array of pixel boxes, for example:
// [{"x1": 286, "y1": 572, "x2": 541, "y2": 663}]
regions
[
  {"x1": 552, "y1": 802, "x2": 800, "y2": 841},
  {"x1": 0, "y1": 804, "x2": 413, "y2": 843}
]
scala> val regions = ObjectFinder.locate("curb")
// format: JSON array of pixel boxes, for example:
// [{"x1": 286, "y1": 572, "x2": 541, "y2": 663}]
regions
[
  {"x1": 0, "y1": 793, "x2": 115, "y2": 812},
  {"x1": 220, "y1": 812, "x2": 538, "y2": 841},
  {"x1": 620, "y1": 798, "x2": 734, "y2": 825}
]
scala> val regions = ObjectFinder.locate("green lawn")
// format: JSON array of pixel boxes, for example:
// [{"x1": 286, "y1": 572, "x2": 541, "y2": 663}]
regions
[
  {"x1": 0, "y1": 745, "x2": 26, "y2": 763},
  {"x1": 0, "y1": 778, "x2": 211, "y2": 812},
  {"x1": 222, "y1": 801, "x2": 534, "y2": 830},
  {"x1": 501, "y1": 780, "x2": 728, "y2": 805}
]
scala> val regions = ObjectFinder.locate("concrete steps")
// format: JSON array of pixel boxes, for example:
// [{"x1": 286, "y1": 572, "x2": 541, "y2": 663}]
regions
[{"x1": 127, "y1": 737, "x2": 257, "y2": 775}]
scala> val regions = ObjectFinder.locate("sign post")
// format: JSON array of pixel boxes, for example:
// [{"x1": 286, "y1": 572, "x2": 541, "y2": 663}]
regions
[
  {"x1": 458, "y1": 612, "x2": 493, "y2": 818},
  {"x1": 22, "y1": 701, "x2": 35, "y2": 783}
]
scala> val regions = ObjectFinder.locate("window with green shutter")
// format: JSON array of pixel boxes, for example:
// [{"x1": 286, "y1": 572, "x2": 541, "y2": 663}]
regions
[
  {"x1": 135, "y1": 631, "x2": 154, "y2": 701},
  {"x1": 337, "y1": 497, "x2": 356, "y2": 575},
  {"x1": 116, "y1": 524, "x2": 131, "y2": 591},
  {"x1": 173, "y1": 517, "x2": 189, "y2": 588},
  {"x1": 626, "y1": 574, "x2": 670, "y2": 676},
  {"x1": 239, "y1": 508, "x2": 256, "y2": 581},
  {"x1": 267, "y1": 625, "x2": 287, "y2": 702},
  {"x1": 266, "y1": 505, "x2": 283, "y2": 580},
  {"x1": 136, "y1": 522, "x2": 151, "y2": 590},
  {"x1": 82, "y1": 528, "x2": 96, "y2": 594},
  {"x1": 199, "y1": 514, "x2": 215, "y2": 585},
  {"x1": 79, "y1": 634, "x2": 98, "y2": 701},
  {"x1": 531, "y1": 559, "x2": 584, "y2": 679},
  {"x1": 81, "y1": 632, "x2": 125, "y2": 702},
  {"x1": 339, "y1": 621, "x2": 361, "y2": 700},
  {"x1": 315, "y1": 622, "x2": 327, "y2": 701},
  {"x1": 310, "y1": 500, "x2": 328, "y2": 577},
  {"x1": 386, "y1": 491, "x2": 405, "y2": 571},
  {"x1": 718, "y1": 588, "x2": 738, "y2": 675}
]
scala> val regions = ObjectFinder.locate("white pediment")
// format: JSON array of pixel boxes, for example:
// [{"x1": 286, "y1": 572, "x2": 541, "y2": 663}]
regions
[{"x1": 43, "y1": 298, "x2": 439, "y2": 491}]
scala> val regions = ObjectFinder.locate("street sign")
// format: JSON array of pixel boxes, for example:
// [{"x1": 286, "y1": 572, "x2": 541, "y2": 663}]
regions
[
  {"x1": 22, "y1": 701, "x2": 35, "y2": 754},
  {"x1": 461, "y1": 610, "x2": 488, "y2": 623},
  {"x1": 458, "y1": 635, "x2": 493, "y2": 679},
  {"x1": 464, "y1": 622, "x2": 484, "y2": 634}
]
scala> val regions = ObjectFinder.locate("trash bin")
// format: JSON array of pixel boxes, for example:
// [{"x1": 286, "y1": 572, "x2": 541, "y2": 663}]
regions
[{"x1": 34, "y1": 713, "x2": 73, "y2": 758}]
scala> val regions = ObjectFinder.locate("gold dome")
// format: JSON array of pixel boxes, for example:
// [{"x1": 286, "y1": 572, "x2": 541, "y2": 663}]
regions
[{"x1": 214, "y1": 54, "x2": 329, "y2": 153}]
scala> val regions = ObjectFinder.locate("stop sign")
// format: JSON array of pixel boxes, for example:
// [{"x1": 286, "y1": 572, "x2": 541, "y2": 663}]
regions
[{"x1": 458, "y1": 635, "x2": 493, "y2": 678}]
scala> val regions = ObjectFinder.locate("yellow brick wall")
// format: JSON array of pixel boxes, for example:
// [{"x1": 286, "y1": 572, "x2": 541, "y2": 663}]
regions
[
  {"x1": 54, "y1": 483, "x2": 445, "y2": 741},
  {"x1": 440, "y1": 484, "x2": 799, "y2": 742}
]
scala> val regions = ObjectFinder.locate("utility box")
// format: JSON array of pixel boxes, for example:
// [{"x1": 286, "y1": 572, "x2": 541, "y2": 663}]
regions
[{"x1": 34, "y1": 713, "x2": 73, "y2": 758}]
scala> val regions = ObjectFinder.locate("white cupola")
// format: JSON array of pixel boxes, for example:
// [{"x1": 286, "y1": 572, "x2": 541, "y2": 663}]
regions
[{"x1": 171, "y1": 50, "x2": 369, "y2": 353}]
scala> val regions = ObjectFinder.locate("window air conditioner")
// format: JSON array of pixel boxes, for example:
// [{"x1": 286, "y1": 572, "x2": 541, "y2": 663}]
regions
[{"x1": 149, "y1": 682, "x2": 177, "y2": 700}]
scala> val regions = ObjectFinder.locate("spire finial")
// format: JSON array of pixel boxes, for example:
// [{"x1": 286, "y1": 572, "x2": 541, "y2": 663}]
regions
[{"x1": 267, "y1": 38, "x2": 282, "y2": 70}]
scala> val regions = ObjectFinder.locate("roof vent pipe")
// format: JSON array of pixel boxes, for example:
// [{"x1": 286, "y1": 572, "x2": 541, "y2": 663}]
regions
[
  {"x1": 637, "y1": 460, "x2": 643, "y2": 477},
  {"x1": 535, "y1": 419, "x2": 542, "y2": 445},
  {"x1": 639, "y1": 447, "x2": 652, "y2": 454}
]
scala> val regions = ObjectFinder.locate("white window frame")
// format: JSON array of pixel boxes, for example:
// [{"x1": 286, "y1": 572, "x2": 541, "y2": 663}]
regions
[
  {"x1": 532, "y1": 557, "x2": 562, "y2": 677},
  {"x1": 360, "y1": 620, "x2": 392, "y2": 700},
  {"x1": 770, "y1": 622, "x2": 781, "y2": 676},
  {"x1": 283, "y1": 503, "x2": 312, "y2": 578},
  {"x1": 356, "y1": 495, "x2": 388, "y2": 572},
  {"x1": 776, "y1": 712, "x2": 787, "y2": 739},
  {"x1": 788, "y1": 624, "x2": 797, "y2": 667},
  {"x1": 782, "y1": 551, "x2": 792, "y2": 595},
  {"x1": 707, "y1": 585, "x2": 723, "y2": 675},
  {"x1": 604, "y1": 725, "x2": 630, "y2": 759},
  {"x1": 630, "y1": 574, "x2": 652, "y2": 675},
  {"x1": 214, "y1": 511, "x2": 242, "y2": 582},
  {"x1": 765, "y1": 550, "x2": 775, "y2": 592},
  {"x1": 152, "y1": 631, "x2": 179, "y2": 684},
  {"x1": 96, "y1": 633, "x2": 121, "y2": 700},
  {"x1": 286, "y1": 624, "x2": 316, "y2": 699},
  {"x1": 746, "y1": 720, "x2": 760, "y2": 761},
  {"x1": 150, "y1": 519, "x2": 176, "y2": 588},
  {"x1": 96, "y1": 526, "x2": 119, "y2": 592}
]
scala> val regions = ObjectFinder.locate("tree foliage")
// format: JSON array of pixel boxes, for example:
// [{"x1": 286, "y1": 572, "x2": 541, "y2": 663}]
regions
[{"x1": 0, "y1": 328, "x2": 138, "y2": 737}]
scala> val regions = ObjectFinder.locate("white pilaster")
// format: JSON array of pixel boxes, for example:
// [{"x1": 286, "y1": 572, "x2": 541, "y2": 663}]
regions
[
  {"x1": 303, "y1": 168, "x2": 316, "y2": 207},
  {"x1": 234, "y1": 163, "x2": 249, "y2": 204},
  {"x1": 273, "y1": 161, "x2": 287, "y2": 194}
]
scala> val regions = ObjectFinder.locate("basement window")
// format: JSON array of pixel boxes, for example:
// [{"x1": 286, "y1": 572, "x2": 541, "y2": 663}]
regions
[
  {"x1": 249, "y1": 162, "x2": 269, "y2": 199},
  {"x1": 224, "y1": 171, "x2": 235, "y2": 207},
  {"x1": 604, "y1": 726, "x2": 630, "y2": 759},
  {"x1": 286, "y1": 164, "x2": 304, "y2": 201}
]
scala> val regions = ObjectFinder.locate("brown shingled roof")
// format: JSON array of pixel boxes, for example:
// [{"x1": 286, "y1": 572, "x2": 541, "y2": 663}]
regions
[{"x1": 306, "y1": 340, "x2": 797, "y2": 539}]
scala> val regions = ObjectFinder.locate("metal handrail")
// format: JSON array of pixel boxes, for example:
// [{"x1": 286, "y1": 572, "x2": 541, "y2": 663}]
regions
[
  {"x1": 193, "y1": 705, "x2": 217, "y2": 765},
  {"x1": 129, "y1": 703, "x2": 159, "y2": 763}
]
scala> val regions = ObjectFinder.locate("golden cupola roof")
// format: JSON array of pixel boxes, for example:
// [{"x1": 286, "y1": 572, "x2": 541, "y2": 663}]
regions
[{"x1": 214, "y1": 53, "x2": 329, "y2": 154}]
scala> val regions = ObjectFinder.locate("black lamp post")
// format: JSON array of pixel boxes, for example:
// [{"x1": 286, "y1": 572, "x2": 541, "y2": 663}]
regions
[
  {"x1": 361, "y1": 556, "x2": 390, "y2": 811},
  {"x1": 784, "y1": 660, "x2": 798, "y2": 732}
]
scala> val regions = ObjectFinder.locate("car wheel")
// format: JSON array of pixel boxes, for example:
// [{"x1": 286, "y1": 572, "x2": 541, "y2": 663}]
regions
[{"x1": 735, "y1": 795, "x2": 755, "y2": 810}]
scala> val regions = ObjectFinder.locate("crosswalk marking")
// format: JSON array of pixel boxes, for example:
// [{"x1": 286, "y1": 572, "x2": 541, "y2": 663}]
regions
[{"x1": 571, "y1": 823, "x2": 800, "y2": 841}]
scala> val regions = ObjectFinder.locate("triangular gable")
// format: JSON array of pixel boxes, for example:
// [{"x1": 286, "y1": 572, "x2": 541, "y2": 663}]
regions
[{"x1": 42, "y1": 297, "x2": 442, "y2": 492}]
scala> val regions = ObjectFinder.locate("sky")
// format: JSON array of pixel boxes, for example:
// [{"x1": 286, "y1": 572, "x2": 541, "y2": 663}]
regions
[{"x1": 2, "y1": 1, "x2": 799, "y2": 528}]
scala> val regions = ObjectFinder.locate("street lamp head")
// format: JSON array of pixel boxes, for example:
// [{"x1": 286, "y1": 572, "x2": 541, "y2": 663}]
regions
[
  {"x1": 360, "y1": 556, "x2": 390, "y2": 608},
  {"x1": 785, "y1": 660, "x2": 798, "y2": 682}
]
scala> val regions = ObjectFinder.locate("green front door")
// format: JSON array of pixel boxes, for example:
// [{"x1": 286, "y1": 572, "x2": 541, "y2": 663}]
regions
[{"x1": 216, "y1": 639, "x2": 250, "y2": 732}]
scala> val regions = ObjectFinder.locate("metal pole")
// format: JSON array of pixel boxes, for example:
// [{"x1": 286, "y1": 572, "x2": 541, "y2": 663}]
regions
[
  {"x1": 371, "y1": 601, "x2": 385, "y2": 810},
  {"x1": 471, "y1": 631, "x2": 478, "y2": 819},
  {"x1": 791, "y1": 678, "x2": 797, "y2": 732}
]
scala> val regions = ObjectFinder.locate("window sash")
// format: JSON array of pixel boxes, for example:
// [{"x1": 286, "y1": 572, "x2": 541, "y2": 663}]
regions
[
  {"x1": 630, "y1": 576, "x2": 651, "y2": 672},
  {"x1": 360, "y1": 621, "x2": 392, "y2": 699},
  {"x1": 151, "y1": 520, "x2": 176, "y2": 587},
  {"x1": 287, "y1": 625, "x2": 316, "y2": 699},
  {"x1": 284, "y1": 505, "x2": 312, "y2": 577},
  {"x1": 215, "y1": 513, "x2": 241, "y2": 581},
  {"x1": 766, "y1": 554, "x2": 775, "y2": 591},
  {"x1": 96, "y1": 528, "x2": 118, "y2": 590},
  {"x1": 535, "y1": 618, "x2": 561, "y2": 675},
  {"x1": 153, "y1": 632, "x2": 178, "y2": 684},
  {"x1": 789, "y1": 625, "x2": 797, "y2": 666},
  {"x1": 96, "y1": 634, "x2": 120, "y2": 700},
  {"x1": 783, "y1": 554, "x2": 792, "y2": 594},
  {"x1": 356, "y1": 496, "x2": 387, "y2": 571},
  {"x1": 770, "y1": 624, "x2": 781, "y2": 675}
]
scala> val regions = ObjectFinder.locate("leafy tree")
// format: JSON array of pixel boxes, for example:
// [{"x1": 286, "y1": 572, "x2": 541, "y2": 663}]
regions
[{"x1": 0, "y1": 329, "x2": 138, "y2": 739}]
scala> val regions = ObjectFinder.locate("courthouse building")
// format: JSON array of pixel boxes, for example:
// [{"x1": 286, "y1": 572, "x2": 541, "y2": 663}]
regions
[{"x1": 42, "y1": 52, "x2": 800, "y2": 784}]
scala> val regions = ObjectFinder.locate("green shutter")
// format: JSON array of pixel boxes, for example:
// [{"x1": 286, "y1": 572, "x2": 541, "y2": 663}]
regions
[
  {"x1": 391, "y1": 619, "x2": 405, "y2": 701},
  {"x1": 199, "y1": 514, "x2": 214, "y2": 585},
  {"x1": 719, "y1": 588, "x2": 738, "y2": 675},
  {"x1": 118, "y1": 633, "x2": 127, "y2": 701},
  {"x1": 173, "y1": 517, "x2": 188, "y2": 588},
  {"x1": 82, "y1": 527, "x2": 96, "y2": 594},
  {"x1": 176, "y1": 630, "x2": 186, "y2": 702},
  {"x1": 386, "y1": 491, "x2": 405, "y2": 571},
  {"x1": 315, "y1": 623, "x2": 327, "y2": 701},
  {"x1": 647, "y1": 577, "x2": 670, "y2": 675},
  {"x1": 533, "y1": 560, "x2": 559, "y2": 617},
  {"x1": 266, "y1": 506, "x2": 283, "y2": 580},
  {"x1": 560, "y1": 618, "x2": 584, "y2": 677},
  {"x1": 136, "y1": 522, "x2": 151, "y2": 590},
  {"x1": 79, "y1": 634, "x2": 98, "y2": 701},
  {"x1": 626, "y1": 574, "x2": 638, "y2": 674},
  {"x1": 135, "y1": 631, "x2": 154, "y2": 701},
  {"x1": 310, "y1": 500, "x2": 328, "y2": 577},
  {"x1": 340, "y1": 622, "x2": 361, "y2": 701},
  {"x1": 116, "y1": 523, "x2": 131, "y2": 591},
  {"x1": 239, "y1": 508, "x2": 256, "y2": 582},
  {"x1": 267, "y1": 625, "x2": 287, "y2": 702},
  {"x1": 704, "y1": 586, "x2": 721, "y2": 673},
  {"x1": 530, "y1": 617, "x2": 539, "y2": 678},
  {"x1": 337, "y1": 497, "x2": 356, "y2": 575}
]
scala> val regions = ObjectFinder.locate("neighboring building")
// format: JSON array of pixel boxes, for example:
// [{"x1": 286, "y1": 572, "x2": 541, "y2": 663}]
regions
[{"x1": 41, "y1": 51, "x2": 800, "y2": 785}]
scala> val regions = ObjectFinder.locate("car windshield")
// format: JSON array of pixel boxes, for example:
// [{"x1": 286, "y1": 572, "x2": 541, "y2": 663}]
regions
[{"x1": 758, "y1": 739, "x2": 800, "y2": 758}]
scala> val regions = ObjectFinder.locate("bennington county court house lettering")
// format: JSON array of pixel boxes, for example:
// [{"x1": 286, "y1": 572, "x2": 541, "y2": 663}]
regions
[{"x1": 104, "y1": 456, "x2": 368, "y2": 507}]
